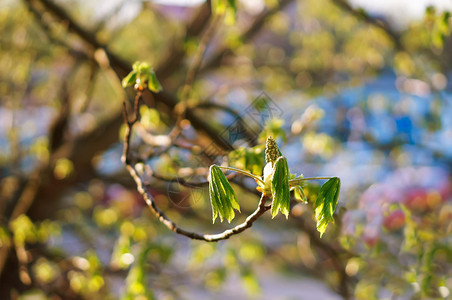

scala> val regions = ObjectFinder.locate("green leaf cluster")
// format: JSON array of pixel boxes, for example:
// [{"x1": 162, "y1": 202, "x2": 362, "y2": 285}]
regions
[
  {"x1": 314, "y1": 177, "x2": 341, "y2": 237},
  {"x1": 207, "y1": 136, "x2": 340, "y2": 237},
  {"x1": 122, "y1": 61, "x2": 162, "y2": 92},
  {"x1": 208, "y1": 165, "x2": 240, "y2": 223}
]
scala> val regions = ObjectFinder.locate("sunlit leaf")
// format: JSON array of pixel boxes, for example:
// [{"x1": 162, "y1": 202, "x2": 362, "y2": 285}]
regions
[
  {"x1": 314, "y1": 177, "x2": 341, "y2": 237},
  {"x1": 122, "y1": 61, "x2": 162, "y2": 92},
  {"x1": 146, "y1": 69, "x2": 162, "y2": 92},
  {"x1": 137, "y1": 62, "x2": 150, "y2": 73},
  {"x1": 132, "y1": 61, "x2": 140, "y2": 72},
  {"x1": 294, "y1": 185, "x2": 307, "y2": 203},
  {"x1": 208, "y1": 165, "x2": 240, "y2": 223},
  {"x1": 271, "y1": 156, "x2": 290, "y2": 218},
  {"x1": 122, "y1": 71, "x2": 137, "y2": 88}
]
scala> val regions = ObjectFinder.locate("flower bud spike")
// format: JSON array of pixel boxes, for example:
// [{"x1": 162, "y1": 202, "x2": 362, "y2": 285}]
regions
[{"x1": 265, "y1": 136, "x2": 282, "y2": 166}]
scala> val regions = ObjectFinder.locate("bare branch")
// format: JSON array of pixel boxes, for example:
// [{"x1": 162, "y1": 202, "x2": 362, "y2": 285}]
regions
[
  {"x1": 128, "y1": 162, "x2": 270, "y2": 242},
  {"x1": 171, "y1": 14, "x2": 222, "y2": 138}
]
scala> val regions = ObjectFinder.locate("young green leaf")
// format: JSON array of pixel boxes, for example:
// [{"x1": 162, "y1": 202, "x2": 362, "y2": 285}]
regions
[
  {"x1": 137, "y1": 62, "x2": 151, "y2": 73},
  {"x1": 122, "y1": 61, "x2": 162, "y2": 92},
  {"x1": 122, "y1": 71, "x2": 137, "y2": 88},
  {"x1": 271, "y1": 156, "x2": 290, "y2": 219},
  {"x1": 147, "y1": 69, "x2": 162, "y2": 93},
  {"x1": 314, "y1": 177, "x2": 341, "y2": 237},
  {"x1": 132, "y1": 61, "x2": 140, "y2": 71},
  {"x1": 258, "y1": 162, "x2": 273, "y2": 196},
  {"x1": 208, "y1": 165, "x2": 240, "y2": 223},
  {"x1": 294, "y1": 185, "x2": 307, "y2": 203}
]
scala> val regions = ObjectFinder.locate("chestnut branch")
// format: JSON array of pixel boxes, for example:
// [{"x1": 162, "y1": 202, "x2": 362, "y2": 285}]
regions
[{"x1": 121, "y1": 93, "x2": 270, "y2": 242}]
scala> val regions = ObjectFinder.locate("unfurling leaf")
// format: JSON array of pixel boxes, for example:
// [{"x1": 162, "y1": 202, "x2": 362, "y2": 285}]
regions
[
  {"x1": 147, "y1": 69, "x2": 162, "y2": 93},
  {"x1": 259, "y1": 162, "x2": 273, "y2": 196},
  {"x1": 122, "y1": 61, "x2": 162, "y2": 92},
  {"x1": 294, "y1": 185, "x2": 307, "y2": 203},
  {"x1": 314, "y1": 177, "x2": 341, "y2": 237},
  {"x1": 132, "y1": 61, "x2": 140, "y2": 72},
  {"x1": 271, "y1": 157, "x2": 290, "y2": 218},
  {"x1": 122, "y1": 71, "x2": 137, "y2": 88},
  {"x1": 208, "y1": 165, "x2": 240, "y2": 223}
]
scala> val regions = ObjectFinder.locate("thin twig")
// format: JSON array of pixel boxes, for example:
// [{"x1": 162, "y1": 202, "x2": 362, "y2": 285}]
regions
[
  {"x1": 122, "y1": 95, "x2": 270, "y2": 242},
  {"x1": 155, "y1": 1, "x2": 212, "y2": 79},
  {"x1": 78, "y1": 62, "x2": 98, "y2": 113},
  {"x1": 129, "y1": 162, "x2": 270, "y2": 242},
  {"x1": 151, "y1": 172, "x2": 236, "y2": 188},
  {"x1": 169, "y1": 14, "x2": 222, "y2": 139},
  {"x1": 26, "y1": 0, "x2": 237, "y2": 152},
  {"x1": 121, "y1": 91, "x2": 143, "y2": 162},
  {"x1": 23, "y1": 0, "x2": 89, "y2": 60},
  {"x1": 289, "y1": 177, "x2": 333, "y2": 186},
  {"x1": 218, "y1": 166, "x2": 264, "y2": 184},
  {"x1": 181, "y1": 15, "x2": 221, "y2": 106}
]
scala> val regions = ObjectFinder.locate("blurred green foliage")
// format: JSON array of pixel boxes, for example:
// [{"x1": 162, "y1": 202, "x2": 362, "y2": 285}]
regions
[{"x1": 1, "y1": 0, "x2": 452, "y2": 299}]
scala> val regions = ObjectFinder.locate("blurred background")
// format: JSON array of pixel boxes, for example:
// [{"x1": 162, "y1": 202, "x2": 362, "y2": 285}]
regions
[{"x1": 1, "y1": 0, "x2": 452, "y2": 299}]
